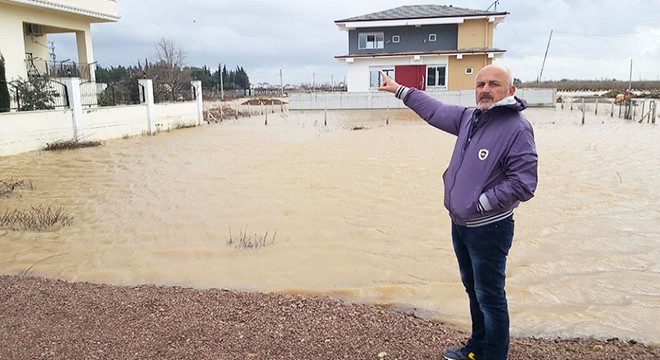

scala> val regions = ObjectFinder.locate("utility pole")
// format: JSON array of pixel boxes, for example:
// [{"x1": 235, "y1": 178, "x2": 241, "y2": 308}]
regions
[
  {"x1": 279, "y1": 68, "x2": 283, "y2": 97},
  {"x1": 312, "y1": 73, "x2": 316, "y2": 93},
  {"x1": 628, "y1": 59, "x2": 633, "y2": 91},
  {"x1": 538, "y1": 30, "x2": 553, "y2": 83}
]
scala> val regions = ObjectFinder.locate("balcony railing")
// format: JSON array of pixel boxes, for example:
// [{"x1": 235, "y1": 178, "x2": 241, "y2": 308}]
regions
[{"x1": 26, "y1": 58, "x2": 96, "y2": 81}]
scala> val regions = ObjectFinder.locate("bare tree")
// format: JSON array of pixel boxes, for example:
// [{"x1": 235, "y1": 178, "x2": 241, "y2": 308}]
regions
[{"x1": 147, "y1": 38, "x2": 192, "y2": 102}]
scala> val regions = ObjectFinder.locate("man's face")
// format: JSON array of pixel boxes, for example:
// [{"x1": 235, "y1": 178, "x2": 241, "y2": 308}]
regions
[{"x1": 475, "y1": 65, "x2": 515, "y2": 109}]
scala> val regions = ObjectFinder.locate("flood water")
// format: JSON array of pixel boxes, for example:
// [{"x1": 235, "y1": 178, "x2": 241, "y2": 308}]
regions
[{"x1": 1, "y1": 106, "x2": 659, "y2": 345}]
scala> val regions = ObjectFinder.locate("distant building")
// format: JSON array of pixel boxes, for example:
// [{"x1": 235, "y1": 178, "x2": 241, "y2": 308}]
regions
[
  {"x1": 335, "y1": 5, "x2": 508, "y2": 92},
  {"x1": 0, "y1": 0, "x2": 119, "y2": 82}
]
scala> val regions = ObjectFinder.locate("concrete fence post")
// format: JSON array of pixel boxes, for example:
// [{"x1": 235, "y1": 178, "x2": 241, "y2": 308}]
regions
[
  {"x1": 192, "y1": 80, "x2": 203, "y2": 126},
  {"x1": 138, "y1": 79, "x2": 156, "y2": 135},
  {"x1": 595, "y1": 98, "x2": 598, "y2": 115},
  {"x1": 62, "y1": 77, "x2": 83, "y2": 141}
]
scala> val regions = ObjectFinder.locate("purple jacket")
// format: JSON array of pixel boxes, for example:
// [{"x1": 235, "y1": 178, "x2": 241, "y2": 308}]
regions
[{"x1": 400, "y1": 88, "x2": 538, "y2": 227}]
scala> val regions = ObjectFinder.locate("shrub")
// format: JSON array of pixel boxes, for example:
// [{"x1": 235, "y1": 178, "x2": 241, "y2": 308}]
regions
[
  {"x1": 0, "y1": 178, "x2": 34, "y2": 197},
  {"x1": 43, "y1": 139, "x2": 102, "y2": 151},
  {"x1": 13, "y1": 76, "x2": 58, "y2": 111},
  {"x1": 0, "y1": 53, "x2": 10, "y2": 112}
]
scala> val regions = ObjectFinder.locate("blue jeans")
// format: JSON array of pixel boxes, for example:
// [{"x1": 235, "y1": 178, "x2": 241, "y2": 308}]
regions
[{"x1": 451, "y1": 215, "x2": 514, "y2": 360}]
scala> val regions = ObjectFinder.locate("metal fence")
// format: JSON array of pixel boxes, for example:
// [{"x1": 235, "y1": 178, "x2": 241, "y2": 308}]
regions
[
  {"x1": 48, "y1": 62, "x2": 94, "y2": 80},
  {"x1": 153, "y1": 82, "x2": 196, "y2": 103},
  {"x1": 77, "y1": 80, "x2": 198, "y2": 107},
  {"x1": 0, "y1": 78, "x2": 69, "y2": 111},
  {"x1": 80, "y1": 81, "x2": 144, "y2": 107},
  {"x1": 558, "y1": 97, "x2": 658, "y2": 124}
]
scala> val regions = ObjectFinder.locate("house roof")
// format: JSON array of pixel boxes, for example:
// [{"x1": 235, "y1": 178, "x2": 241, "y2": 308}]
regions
[
  {"x1": 1, "y1": 0, "x2": 120, "y2": 22},
  {"x1": 335, "y1": 5, "x2": 507, "y2": 23}
]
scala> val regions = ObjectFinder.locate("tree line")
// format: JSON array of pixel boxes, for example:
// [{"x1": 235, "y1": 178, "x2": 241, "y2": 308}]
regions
[
  {"x1": 95, "y1": 38, "x2": 250, "y2": 92},
  {"x1": 95, "y1": 63, "x2": 250, "y2": 91},
  {"x1": 92, "y1": 38, "x2": 251, "y2": 104}
]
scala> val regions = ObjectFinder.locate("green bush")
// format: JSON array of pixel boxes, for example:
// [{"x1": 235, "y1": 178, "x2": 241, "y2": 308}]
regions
[
  {"x1": 0, "y1": 53, "x2": 10, "y2": 112},
  {"x1": 13, "y1": 76, "x2": 57, "y2": 111}
]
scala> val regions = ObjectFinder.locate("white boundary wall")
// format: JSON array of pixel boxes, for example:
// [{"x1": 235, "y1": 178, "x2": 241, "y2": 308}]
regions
[
  {"x1": 0, "y1": 79, "x2": 203, "y2": 156},
  {"x1": 289, "y1": 88, "x2": 556, "y2": 110}
]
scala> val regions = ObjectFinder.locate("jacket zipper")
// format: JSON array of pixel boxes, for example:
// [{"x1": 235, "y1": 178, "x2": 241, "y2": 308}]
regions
[{"x1": 446, "y1": 109, "x2": 478, "y2": 208}]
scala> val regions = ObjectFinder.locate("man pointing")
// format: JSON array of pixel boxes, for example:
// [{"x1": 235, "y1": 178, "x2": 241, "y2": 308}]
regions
[{"x1": 379, "y1": 64, "x2": 538, "y2": 360}]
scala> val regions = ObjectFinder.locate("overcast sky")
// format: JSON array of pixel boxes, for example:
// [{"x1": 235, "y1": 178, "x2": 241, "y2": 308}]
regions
[{"x1": 51, "y1": 0, "x2": 660, "y2": 85}]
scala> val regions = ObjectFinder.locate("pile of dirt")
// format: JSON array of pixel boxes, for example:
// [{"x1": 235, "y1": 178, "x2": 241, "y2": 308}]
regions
[{"x1": 241, "y1": 98, "x2": 286, "y2": 106}]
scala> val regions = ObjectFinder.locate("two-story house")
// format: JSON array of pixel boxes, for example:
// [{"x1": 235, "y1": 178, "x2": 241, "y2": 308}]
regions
[
  {"x1": 0, "y1": 0, "x2": 119, "y2": 82},
  {"x1": 335, "y1": 5, "x2": 508, "y2": 92}
]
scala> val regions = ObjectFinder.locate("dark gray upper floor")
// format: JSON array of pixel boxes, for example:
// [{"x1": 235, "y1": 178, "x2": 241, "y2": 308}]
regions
[{"x1": 346, "y1": 24, "x2": 458, "y2": 55}]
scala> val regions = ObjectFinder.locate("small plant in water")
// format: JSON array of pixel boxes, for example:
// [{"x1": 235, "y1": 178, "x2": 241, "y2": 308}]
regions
[
  {"x1": 227, "y1": 225, "x2": 277, "y2": 249},
  {"x1": 44, "y1": 139, "x2": 102, "y2": 151},
  {"x1": 0, "y1": 204, "x2": 73, "y2": 231},
  {"x1": 0, "y1": 178, "x2": 33, "y2": 197},
  {"x1": 173, "y1": 122, "x2": 197, "y2": 130}
]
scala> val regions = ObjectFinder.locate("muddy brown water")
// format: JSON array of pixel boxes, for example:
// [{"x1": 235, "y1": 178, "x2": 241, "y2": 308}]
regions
[{"x1": 1, "y1": 107, "x2": 658, "y2": 345}]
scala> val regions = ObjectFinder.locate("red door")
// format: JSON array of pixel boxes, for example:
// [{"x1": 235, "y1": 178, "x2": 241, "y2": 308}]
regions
[{"x1": 395, "y1": 65, "x2": 426, "y2": 90}]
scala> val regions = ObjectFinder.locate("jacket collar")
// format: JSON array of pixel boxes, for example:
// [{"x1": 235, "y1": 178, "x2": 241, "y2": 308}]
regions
[
  {"x1": 489, "y1": 95, "x2": 517, "y2": 108},
  {"x1": 482, "y1": 95, "x2": 528, "y2": 113}
]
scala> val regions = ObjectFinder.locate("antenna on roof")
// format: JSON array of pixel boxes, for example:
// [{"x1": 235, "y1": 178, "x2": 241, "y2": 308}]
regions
[{"x1": 486, "y1": 0, "x2": 500, "y2": 11}]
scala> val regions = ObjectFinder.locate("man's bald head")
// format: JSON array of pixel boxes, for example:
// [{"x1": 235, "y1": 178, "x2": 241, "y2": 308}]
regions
[{"x1": 474, "y1": 64, "x2": 516, "y2": 109}]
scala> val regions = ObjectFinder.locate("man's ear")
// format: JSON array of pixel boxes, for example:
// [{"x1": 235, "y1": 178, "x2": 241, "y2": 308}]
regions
[{"x1": 508, "y1": 86, "x2": 516, "y2": 96}]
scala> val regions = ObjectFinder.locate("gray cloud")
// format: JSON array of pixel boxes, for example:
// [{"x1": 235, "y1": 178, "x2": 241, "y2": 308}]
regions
[{"x1": 49, "y1": 0, "x2": 660, "y2": 84}]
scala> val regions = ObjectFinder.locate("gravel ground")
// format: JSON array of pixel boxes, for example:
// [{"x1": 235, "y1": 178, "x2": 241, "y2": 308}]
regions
[{"x1": 0, "y1": 275, "x2": 657, "y2": 360}]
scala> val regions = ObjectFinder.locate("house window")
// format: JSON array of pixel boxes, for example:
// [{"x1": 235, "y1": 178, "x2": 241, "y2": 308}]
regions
[
  {"x1": 370, "y1": 67, "x2": 394, "y2": 88},
  {"x1": 359, "y1": 32, "x2": 384, "y2": 49},
  {"x1": 465, "y1": 67, "x2": 474, "y2": 75},
  {"x1": 392, "y1": 35, "x2": 400, "y2": 43},
  {"x1": 427, "y1": 65, "x2": 447, "y2": 88},
  {"x1": 429, "y1": 34, "x2": 437, "y2": 42}
]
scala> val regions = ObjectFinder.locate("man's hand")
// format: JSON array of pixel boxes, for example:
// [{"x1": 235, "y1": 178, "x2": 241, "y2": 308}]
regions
[{"x1": 377, "y1": 71, "x2": 400, "y2": 93}]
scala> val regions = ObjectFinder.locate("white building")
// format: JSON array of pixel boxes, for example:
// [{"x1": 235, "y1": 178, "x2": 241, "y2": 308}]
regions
[
  {"x1": 335, "y1": 5, "x2": 507, "y2": 93},
  {"x1": 0, "y1": 0, "x2": 119, "y2": 82}
]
